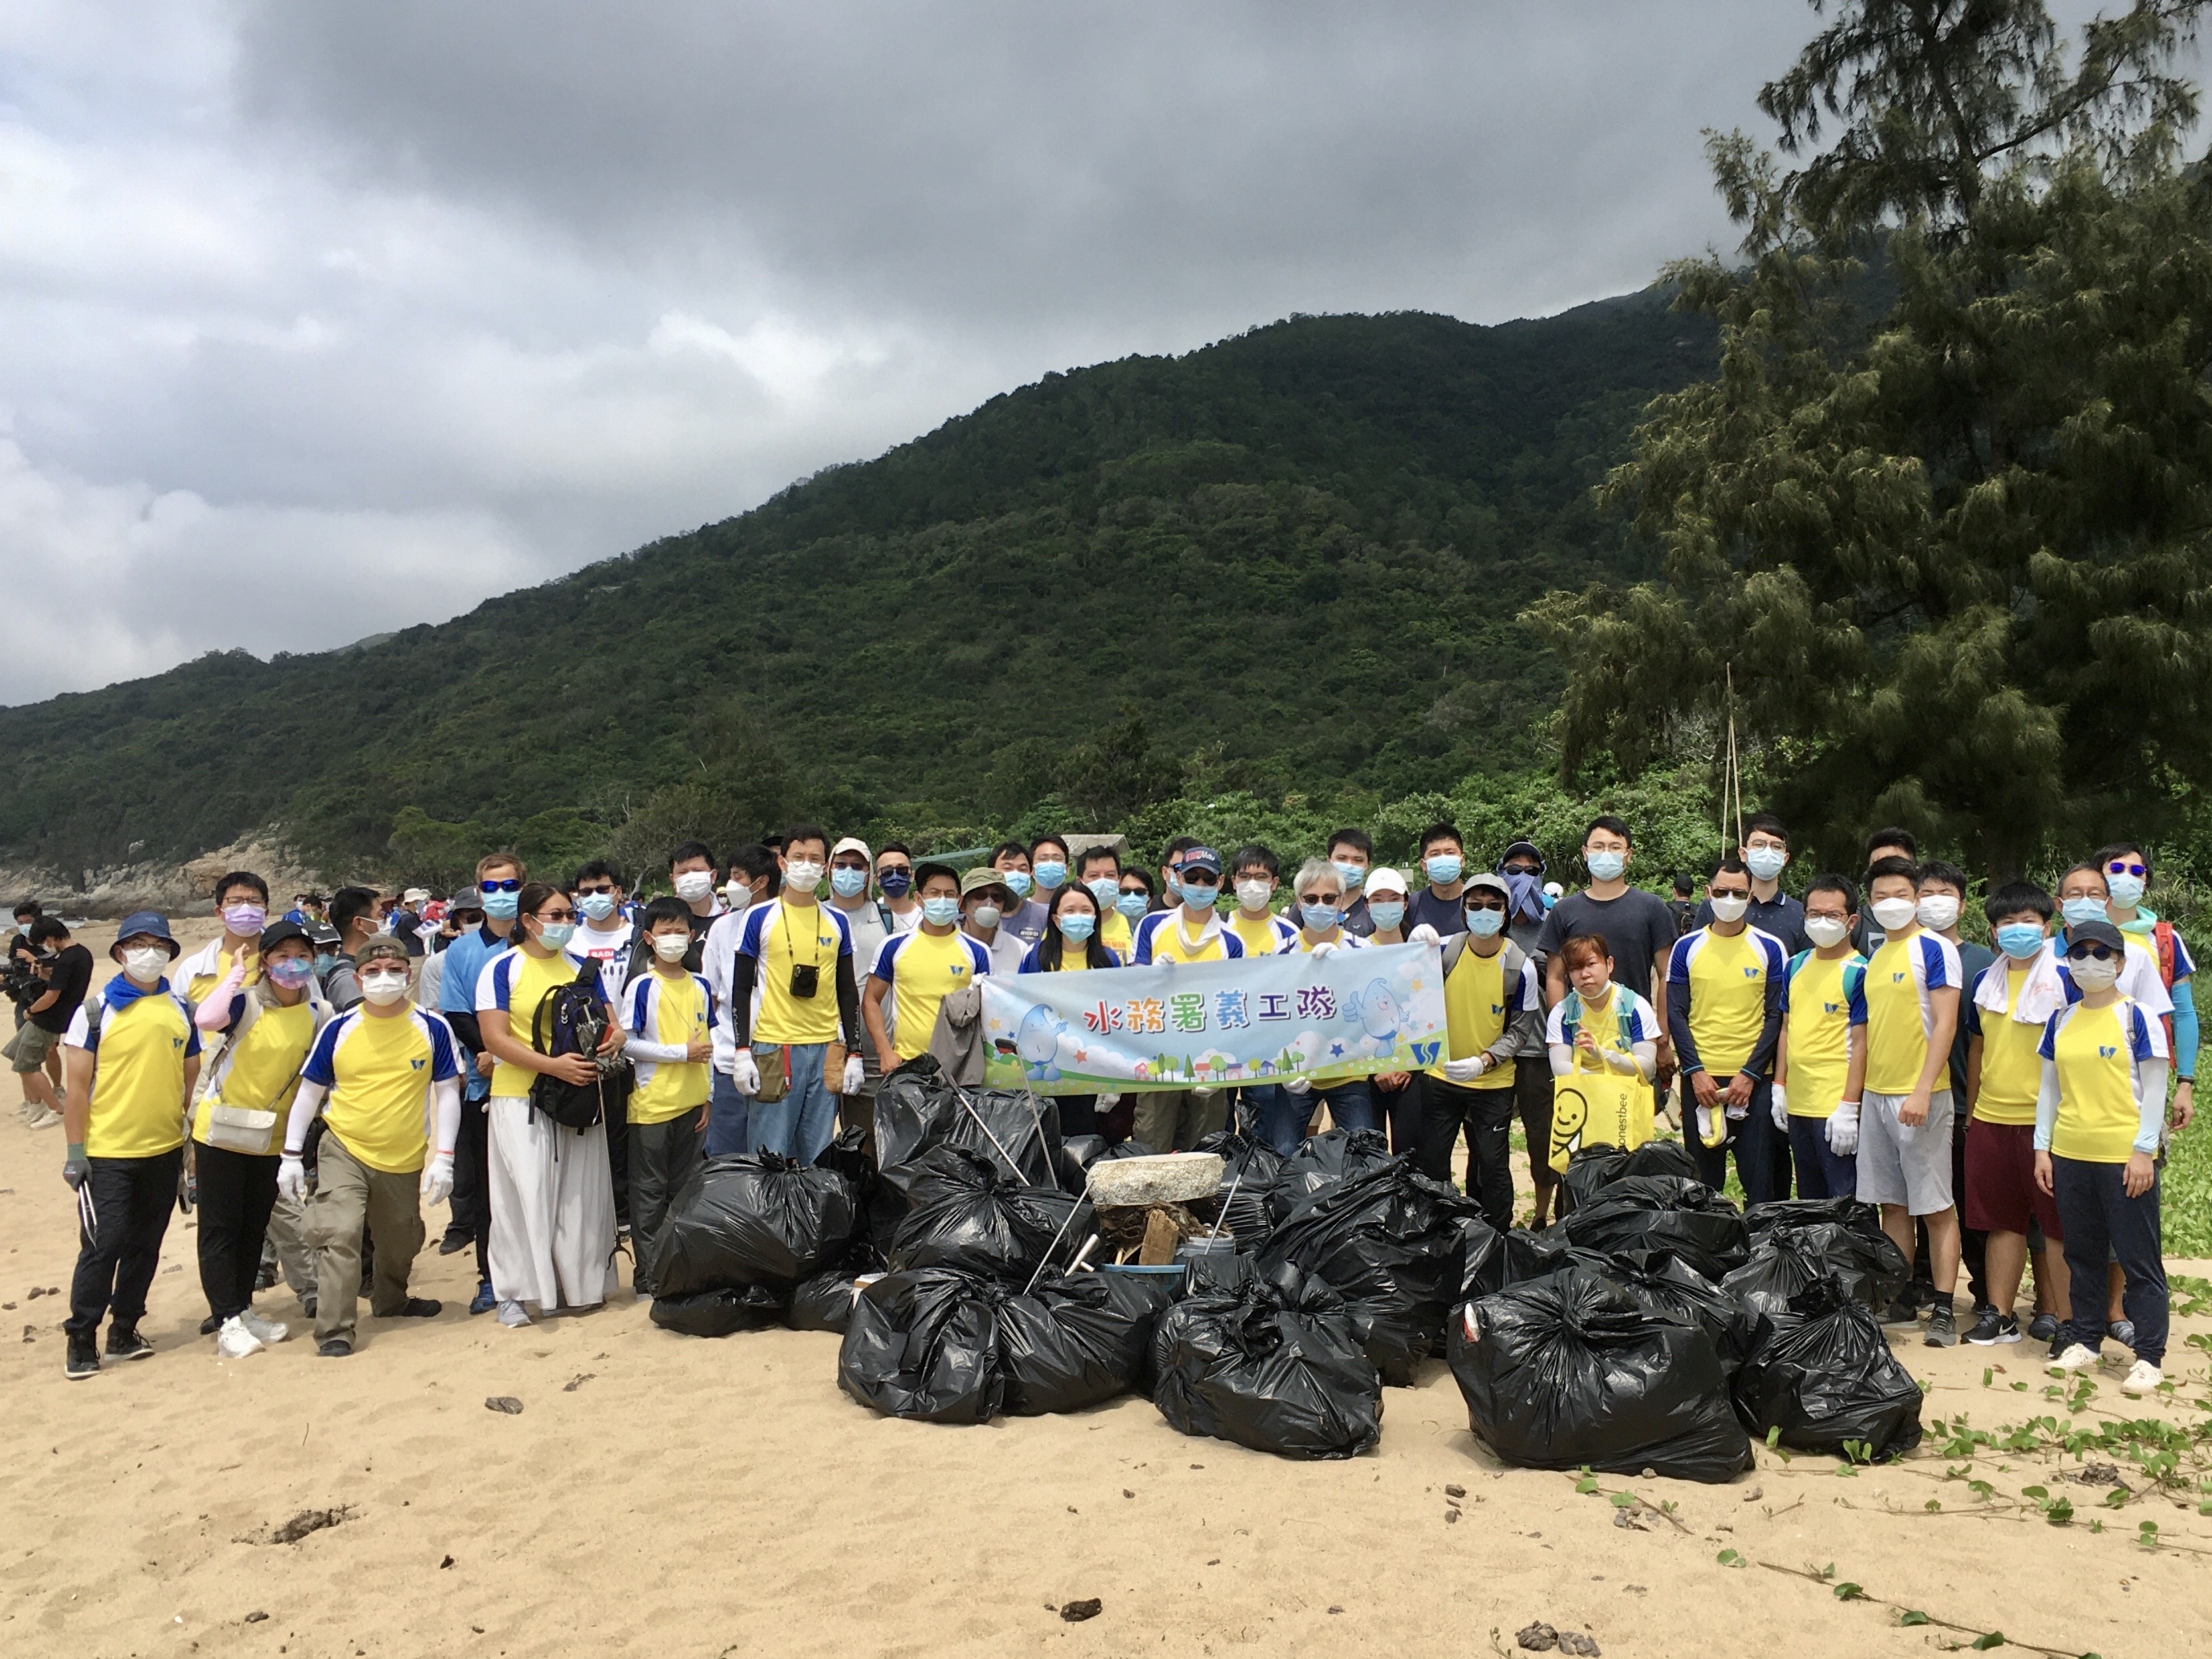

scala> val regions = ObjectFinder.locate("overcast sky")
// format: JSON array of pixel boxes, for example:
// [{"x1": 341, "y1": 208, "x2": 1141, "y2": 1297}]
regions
[{"x1": 0, "y1": 1, "x2": 1847, "y2": 706}]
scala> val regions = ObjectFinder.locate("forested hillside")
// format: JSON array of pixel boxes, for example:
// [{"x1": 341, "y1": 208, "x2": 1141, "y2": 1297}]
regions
[{"x1": 0, "y1": 296, "x2": 1715, "y2": 884}]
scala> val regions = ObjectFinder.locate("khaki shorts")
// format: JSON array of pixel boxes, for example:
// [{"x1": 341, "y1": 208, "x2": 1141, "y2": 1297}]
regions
[
  {"x1": 4, "y1": 1021, "x2": 58, "y2": 1074},
  {"x1": 1856, "y1": 1088, "x2": 1955, "y2": 1216}
]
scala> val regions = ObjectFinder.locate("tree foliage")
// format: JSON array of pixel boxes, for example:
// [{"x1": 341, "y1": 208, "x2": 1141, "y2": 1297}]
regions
[{"x1": 1530, "y1": 0, "x2": 2212, "y2": 879}]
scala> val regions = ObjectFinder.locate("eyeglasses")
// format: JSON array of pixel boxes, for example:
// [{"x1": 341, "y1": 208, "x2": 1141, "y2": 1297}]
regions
[
  {"x1": 575, "y1": 882, "x2": 617, "y2": 896},
  {"x1": 537, "y1": 908, "x2": 576, "y2": 923},
  {"x1": 481, "y1": 878, "x2": 521, "y2": 894},
  {"x1": 1298, "y1": 892, "x2": 1344, "y2": 907},
  {"x1": 2066, "y1": 943, "x2": 2116, "y2": 962},
  {"x1": 2106, "y1": 860, "x2": 2147, "y2": 878}
]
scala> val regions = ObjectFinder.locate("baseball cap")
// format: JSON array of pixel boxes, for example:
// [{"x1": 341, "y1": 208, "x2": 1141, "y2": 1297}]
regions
[
  {"x1": 1465, "y1": 872, "x2": 1511, "y2": 901},
  {"x1": 258, "y1": 919, "x2": 311, "y2": 955},
  {"x1": 2065, "y1": 917, "x2": 2126, "y2": 955},
  {"x1": 355, "y1": 937, "x2": 412, "y2": 971},
  {"x1": 1179, "y1": 846, "x2": 1225, "y2": 881},
  {"x1": 831, "y1": 836, "x2": 872, "y2": 863},
  {"x1": 1498, "y1": 839, "x2": 1546, "y2": 872},
  {"x1": 1364, "y1": 866, "x2": 1409, "y2": 898}
]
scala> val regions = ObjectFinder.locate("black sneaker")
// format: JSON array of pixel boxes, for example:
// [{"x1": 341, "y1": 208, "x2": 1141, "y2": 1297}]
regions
[
  {"x1": 198, "y1": 1313, "x2": 220, "y2": 1336},
  {"x1": 1881, "y1": 1295, "x2": 1922, "y2": 1328},
  {"x1": 301, "y1": 1294, "x2": 317, "y2": 1320},
  {"x1": 384, "y1": 1297, "x2": 441, "y2": 1318},
  {"x1": 1966, "y1": 1309, "x2": 2020, "y2": 1346},
  {"x1": 1925, "y1": 1304, "x2": 1958, "y2": 1348},
  {"x1": 436, "y1": 1231, "x2": 472, "y2": 1257},
  {"x1": 317, "y1": 1338, "x2": 353, "y2": 1358},
  {"x1": 64, "y1": 1336, "x2": 100, "y2": 1381},
  {"x1": 2028, "y1": 1313, "x2": 2059, "y2": 1344},
  {"x1": 105, "y1": 1326, "x2": 153, "y2": 1362}
]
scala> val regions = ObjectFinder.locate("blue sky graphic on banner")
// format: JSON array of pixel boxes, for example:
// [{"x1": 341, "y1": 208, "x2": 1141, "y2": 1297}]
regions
[{"x1": 979, "y1": 942, "x2": 1447, "y2": 1095}]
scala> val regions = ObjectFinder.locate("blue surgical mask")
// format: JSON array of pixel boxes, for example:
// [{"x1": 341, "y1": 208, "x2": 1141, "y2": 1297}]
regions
[
  {"x1": 1368, "y1": 900, "x2": 1405, "y2": 931},
  {"x1": 1162, "y1": 870, "x2": 1182, "y2": 899},
  {"x1": 313, "y1": 953, "x2": 337, "y2": 977},
  {"x1": 1116, "y1": 892, "x2": 1150, "y2": 920},
  {"x1": 878, "y1": 869, "x2": 912, "y2": 898},
  {"x1": 1301, "y1": 902, "x2": 1340, "y2": 933},
  {"x1": 1034, "y1": 861, "x2": 1067, "y2": 892},
  {"x1": 578, "y1": 892, "x2": 616, "y2": 922},
  {"x1": 1743, "y1": 846, "x2": 1787, "y2": 882},
  {"x1": 2107, "y1": 872, "x2": 2146, "y2": 909},
  {"x1": 1995, "y1": 923, "x2": 2047, "y2": 961},
  {"x1": 921, "y1": 896, "x2": 960, "y2": 927},
  {"x1": 1423, "y1": 854, "x2": 1463, "y2": 886},
  {"x1": 1333, "y1": 861, "x2": 1366, "y2": 891},
  {"x1": 1585, "y1": 849, "x2": 1626, "y2": 882},
  {"x1": 482, "y1": 891, "x2": 519, "y2": 921},
  {"x1": 2061, "y1": 896, "x2": 2109, "y2": 929},
  {"x1": 1003, "y1": 870, "x2": 1033, "y2": 898},
  {"x1": 1464, "y1": 907, "x2": 1505, "y2": 938},
  {"x1": 1086, "y1": 876, "x2": 1119, "y2": 908},
  {"x1": 1057, "y1": 912, "x2": 1096, "y2": 943},
  {"x1": 830, "y1": 868, "x2": 868, "y2": 899},
  {"x1": 537, "y1": 921, "x2": 576, "y2": 951},
  {"x1": 1180, "y1": 881, "x2": 1220, "y2": 908}
]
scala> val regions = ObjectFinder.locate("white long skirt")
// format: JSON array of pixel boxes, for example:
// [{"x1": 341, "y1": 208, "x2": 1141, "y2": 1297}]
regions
[{"x1": 486, "y1": 1095, "x2": 617, "y2": 1310}]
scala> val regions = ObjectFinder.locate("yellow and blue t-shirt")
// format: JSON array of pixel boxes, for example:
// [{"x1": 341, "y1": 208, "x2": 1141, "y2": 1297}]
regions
[
  {"x1": 1227, "y1": 910, "x2": 1297, "y2": 957},
  {"x1": 1133, "y1": 910, "x2": 1247, "y2": 966},
  {"x1": 623, "y1": 969, "x2": 717, "y2": 1125},
  {"x1": 2037, "y1": 996, "x2": 2167, "y2": 1164},
  {"x1": 1544, "y1": 984, "x2": 1660, "y2": 1072},
  {"x1": 1966, "y1": 959, "x2": 2044, "y2": 1126},
  {"x1": 195, "y1": 998, "x2": 323, "y2": 1154},
  {"x1": 872, "y1": 929, "x2": 991, "y2": 1062},
  {"x1": 478, "y1": 948, "x2": 603, "y2": 1099},
  {"x1": 1432, "y1": 939, "x2": 1538, "y2": 1089},
  {"x1": 738, "y1": 900, "x2": 854, "y2": 1046},
  {"x1": 64, "y1": 979, "x2": 201, "y2": 1160},
  {"x1": 1777, "y1": 949, "x2": 1865, "y2": 1119},
  {"x1": 1666, "y1": 925, "x2": 1788, "y2": 1080},
  {"x1": 300, "y1": 1005, "x2": 461, "y2": 1174},
  {"x1": 1852, "y1": 927, "x2": 1962, "y2": 1096}
]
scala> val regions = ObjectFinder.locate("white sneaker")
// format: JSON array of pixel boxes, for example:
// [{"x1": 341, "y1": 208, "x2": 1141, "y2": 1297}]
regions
[
  {"x1": 215, "y1": 1316, "x2": 264, "y2": 1359},
  {"x1": 2047, "y1": 1342, "x2": 2099, "y2": 1375},
  {"x1": 239, "y1": 1310, "x2": 289, "y2": 1346},
  {"x1": 496, "y1": 1300, "x2": 531, "y2": 1328},
  {"x1": 2120, "y1": 1360, "x2": 2162, "y2": 1396},
  {"x1": 23, "y1": 1105, "x2": 58, "y2": 1130}
]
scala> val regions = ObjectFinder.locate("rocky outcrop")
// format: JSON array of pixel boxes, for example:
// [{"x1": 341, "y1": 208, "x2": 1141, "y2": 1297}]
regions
[{"x1": 0, "y1": 834, "x2": 337, "y2": 919}]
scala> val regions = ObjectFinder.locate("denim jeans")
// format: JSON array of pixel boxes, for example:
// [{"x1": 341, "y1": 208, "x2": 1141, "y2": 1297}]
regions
[
  {"x1": 1255, "y1": 1081, "x2": 1376, "y2": 1155},
  {"x1": 746, "y1": 1042, "x2": 838, "y2": 1163},
  {"x1": 704, "y1": 1067, "x2": 751, "y2": 1159},
  {"x1": 2051, "y1": 1154, "x2": 2167, "y2": 1365},
  {"x1": 1786, "y1": 1113, "x2": 1858, "y2": 1201}
]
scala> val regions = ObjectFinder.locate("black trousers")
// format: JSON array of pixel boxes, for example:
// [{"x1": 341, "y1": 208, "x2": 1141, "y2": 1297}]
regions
[
  {"x1": 1055, "y1": 1094, "x2": 1099, "y2": 1139},
  {"x1": 449, "y1": 1095, "x2": 492, "y2": 1282},
  {"x1": 1375, "y1": 1075, "x2": 1419, "y2": 1158},
  {"x1": 1418, "y1": 1077, "x2": 1516, "y2": 1234},
  {"x1": 604, "y1": 1072, "x2": 633, "y2": 1229},
  {"x1": 1513, "y1": 1056, "x2": 1557, "y2": 1194},
  {"x1": 629, "y1": 1110, "x2": 704, "y2": 1295},
  {"x1": 66, "y1": 1147, "x2": 183, "y2": 1341},
  {"x1": 194, "y1": 1142, "x2": 278, "y2": 1323}
]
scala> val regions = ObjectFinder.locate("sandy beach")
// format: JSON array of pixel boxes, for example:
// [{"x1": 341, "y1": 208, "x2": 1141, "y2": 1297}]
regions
[{"x1": 0, "y1": 919, "x2": 2207, "y2": 1657}]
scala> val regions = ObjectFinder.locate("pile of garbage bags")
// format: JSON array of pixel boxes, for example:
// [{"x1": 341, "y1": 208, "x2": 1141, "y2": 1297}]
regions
[{"x1": 649, "y1": 1150, "x2": 866, "y2": 1337}]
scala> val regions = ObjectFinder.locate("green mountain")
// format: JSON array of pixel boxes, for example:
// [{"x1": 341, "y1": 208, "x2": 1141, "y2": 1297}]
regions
[{"x1": 0, "y1": 297, "x2": 1715, "y2": 884}]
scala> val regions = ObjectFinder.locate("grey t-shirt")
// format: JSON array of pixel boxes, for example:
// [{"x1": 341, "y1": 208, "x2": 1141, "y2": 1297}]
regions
[{"x1": 1535, "y1": 888, "x2": 1678, "y2": 1003}]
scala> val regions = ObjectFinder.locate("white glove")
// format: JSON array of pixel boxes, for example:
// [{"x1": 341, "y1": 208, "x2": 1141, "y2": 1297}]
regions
[
  {"x1": 1310, "y1": 940, "x2": 1338, "y2": 959},
  {"x1": 1152, "y1": 954, "x2": 1175, "y2": 971},
  {"x1": 1284, "y1": 1075, "x2": 1312, "y2": 1096},
  {"x1": 1443, "y1": 1055, "x2": 1487, "y2": 1084},
  {"x1": 1769, "y1": 1083, "x2": 1788, "y2": 1130},
  {"x1": 277, "y1": 1154, "x2": 307, "y2": 1202},
  {"x1": 420, "y1": 1150, "x2": 454, "y2": 1208},
  {"x1": 732, "y1": 1048, "x2": 761, "y2": 1095},
  {"x1": 1408, "y1": 923, "x2": 1441, "y2": 946},
  {"x1": 1828, "y1": 1101, "x2": 1860, "y2": 1156},
  {"x1": 1095, "y1": 1092, "x2": 1121, "y2": 1108},
  {"x1": 1694, "y1": 1104, "x2": 1722, "y2": 1147},
  {"x1": 841, "y1": 1056, "x2": 865, "y2": 1093},
  {"x1": 1723, "y1": 1094, "x2": 1749, "y2": 1121}
]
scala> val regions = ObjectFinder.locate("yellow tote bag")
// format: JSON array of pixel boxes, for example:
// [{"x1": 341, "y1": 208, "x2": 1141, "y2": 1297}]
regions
[{"x1": 1547, "y1": 1070, "x2": 1654, "y2": 1174}]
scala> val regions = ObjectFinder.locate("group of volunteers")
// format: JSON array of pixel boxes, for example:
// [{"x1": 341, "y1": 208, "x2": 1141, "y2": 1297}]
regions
[{"x1": 23, "y1": 809, "x2": 2193, "y2": 1397}]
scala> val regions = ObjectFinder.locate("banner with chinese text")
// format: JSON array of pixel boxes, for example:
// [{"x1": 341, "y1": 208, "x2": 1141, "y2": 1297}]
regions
[{"x1": 978, "y1": 942, "x2": 1447, "y2": 1094}]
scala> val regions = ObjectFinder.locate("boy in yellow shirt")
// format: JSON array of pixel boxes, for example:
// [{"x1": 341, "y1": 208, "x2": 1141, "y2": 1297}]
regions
[{"x1": 623, "y1": 898, "x2": 719, "y2": 1293}]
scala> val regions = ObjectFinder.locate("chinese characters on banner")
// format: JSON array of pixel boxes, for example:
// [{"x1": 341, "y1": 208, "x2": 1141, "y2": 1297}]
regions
[{"x1": 979, "y1": 942, "x2": 1447, "y2": 1095}]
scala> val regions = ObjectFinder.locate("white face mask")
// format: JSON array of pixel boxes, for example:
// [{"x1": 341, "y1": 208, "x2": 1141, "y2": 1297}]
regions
[
  {"x1": 1235, "y1": 879, "x2": 1273, "y2": 912},
  {"x1": 672, "y1": 870, "x2": 717, "y2": 903},
  {"x1": 1916, "y1": 894, "x2": 1960, "y2": 932},
  {"x1": 1804, "y1": 915, "x2": 1850, "y2": 949},
  {"x1": 2067, "y1": 953, "x2": 2120, "y2": 990},
  {"x1": 651, "y1": 933, "x2": 690, "y2": 963},
  {"x1": 971, "y1": 904, "x2": 1002, "y2": 930},
  {"x1": 1870, "y1": 896, "x2": 1919, "y2": 932},
  {"x1": 358, "y1": 969, "x2": 410, "y2": 1006},
  {"x1": 724, "y1": 878, "x2": 753, "y2": 913},
  {"x1": 782, "y1": 860, "x2": 823, "y2": 893},
  {"x1": 1707, "y1": 893, "x2": 1751, "y2": 923},
  {"x1": 120, "y1": 946, "x2": 168, "y2": 983}
]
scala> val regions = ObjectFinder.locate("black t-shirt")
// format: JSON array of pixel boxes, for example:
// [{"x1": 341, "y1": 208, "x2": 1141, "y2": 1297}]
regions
[
  {"x1": 31, "y1": 943, "x2": 93, "y2": 1033},
  {"x1": 1535, "y1": 888, "x2": 1678, "y2": 1002}
]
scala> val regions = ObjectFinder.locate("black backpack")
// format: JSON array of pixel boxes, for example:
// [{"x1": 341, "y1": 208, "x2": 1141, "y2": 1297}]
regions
[{"x1": 528, "y1": 964, "x2": 611, "y2": 1131}]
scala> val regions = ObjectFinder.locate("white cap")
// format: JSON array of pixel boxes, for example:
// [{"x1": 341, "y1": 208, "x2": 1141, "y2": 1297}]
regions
[
  {"x1": 831, "y1": 836, "x2": 872, "y2": 862},
  {"x1": 1364, "y1": 866, "x2": 1410, "y2": 898},
  {"x1": 1543, "y1": 881, "x2": 1563, "y2": 899}
]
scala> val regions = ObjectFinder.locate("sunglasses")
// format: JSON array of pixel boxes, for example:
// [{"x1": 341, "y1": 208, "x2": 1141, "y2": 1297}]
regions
[
  {"x1": 1298, "y1": 892, "x2": 1344, "y2": 907},
  {"x1": 575, "y1": 882, "x2": 617, "y2": 895},
  {"x1": 2106, "y1": 860, "x2": 2147, "y2": 878},
  {"x1": 481, "y1": 878, "x2": 522, "y2": 894},
  {"x1": 1464, "y1": 896, "x2": 1507, "y2": 911},
  {"x1": 2066, "y1": 943, "x2": 2116, "y2": 962},
  {"x1": 537, "y1": 908, "x2": 576, "y2": 923}
]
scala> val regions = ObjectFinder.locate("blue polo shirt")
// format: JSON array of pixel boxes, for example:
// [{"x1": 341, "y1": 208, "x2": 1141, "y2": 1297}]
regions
[{"x1": 437, "y1": 923, "x2": 514, "y2": 1101}]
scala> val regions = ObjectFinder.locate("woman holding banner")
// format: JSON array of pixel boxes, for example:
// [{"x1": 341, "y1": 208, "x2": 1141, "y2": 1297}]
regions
[
  {"x1": 1018, "y1": 884, "x2": 1123, "y2": 1138},
  {"x1": 1544, "y1": 933, "x2": 1661, "y2": 1176}
]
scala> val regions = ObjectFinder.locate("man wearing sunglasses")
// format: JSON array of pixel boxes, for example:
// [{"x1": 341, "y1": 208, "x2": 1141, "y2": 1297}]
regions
[
  {"x1": 1669, "y1": 857, "x2": 1790, "y2": 1205},
  {"x1": 1419, "y1": 872, "x2": 1541, "y2": 1230},
  {"x1": 2091, "y1": 842, "x2": 2197, "y2": 1133},
  {"x1": 435, "y1": 852, "x2": 524, "y2": 1313}
]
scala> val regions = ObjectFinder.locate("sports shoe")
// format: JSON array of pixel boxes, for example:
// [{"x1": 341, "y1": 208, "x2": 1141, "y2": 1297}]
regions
[
  {"x1": 497, "y1": 1299, "x2": 531, "y2": 1328},
  {"x1": 105, "y1": 1326, "x2": 153, "y2": 1362},
  {"x1": 300, "y1": 1294, "x2": 317, "y2": 1320},
  {"x1": 2111, "y1": 1318, "x2": 2138, "y2": 1350},
  {"x1": 2120, "y1": 1360, "x2": 2162, "y2": 1396},
  {"x1": 240, "y1": 1310, "x2": 289, "y2": 1346},
  {"x1": 2048, "y1": 1342, "x2": 2100, "y2": 1375},
  {"x1": 216, "y1": 1316, "x2": 264, "y2": 1359},
  {"x1": 1881, "y1": 1295, "x2": 1922, "y2": 1328},
  {"x1": 317, "y1": 1338, "x2": 353, "y2": 1358},
  {"x1": 64, "y1": 1336, "x2": 100, "y2": 1380},
  {"x1": 23, "y1": 1104, "x2": 60, "y2": 1130},
  {"x1": 469, "y1": 1280, "x2": 496, "y2": 1316},
  {"x1": 384, "y1": 1297, "x2": 441, "y2": 1318},
  {"x1": 1966, "y1": 1309, "x2": 2020, "y2": 1346},
  {"x1": 198, "y1": 1313, "x2": 220, "y2": 1336},
  {"x1": 2027, "y1": 1313, "x2": 2059, "y2": 1344},
  {"x1": 1924, "y1": 1304, "x2": 1958, "y2": 1348},
  {"x1": 436, "y1": 1231, "x2": 473, "y2": 1257}
]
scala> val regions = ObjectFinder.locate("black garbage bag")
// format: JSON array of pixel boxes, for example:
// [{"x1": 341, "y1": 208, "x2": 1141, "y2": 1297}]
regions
[
  {"x1": 1267, "y1": 1127, "x2": 1397, "y2": 1223},
  {"x1": 649, "y1": 1284, "x2": 785, "y2": 1338},
  {"x1": 995, "y1": 1269, "x2": 1180, "y2": 1415},
  {"x1": 1448, "y1": 1265, "x2": 1754, "y2": 1483},
  {"x1": 786, "y1": 1237, "x2": 884, "y2": 1334},
  {"x1": 1549, "y1": 1174, "x2": 1750, "y2": 1279},
  {"x1": 837, "y1": 1266, "x2": 1005, "y2": 1423},
  {"x1": 1601, "y1": 1247, "x2": 1759, "y2": 1376},
  {"x1": 1732, "y1": 1276, "x2": 1923, "y2": 1461},
  {"x1": 1558, "y1": 1140, "x2": 1703, "y2": 1214},
  {"x1": 1259, "y1": 1161, "x2": 1486, "y2": 1384},
  {"x1": 1745, "y1": 1195, "x2": 1885, "y2": 1239},
  {"x1": 1455, "y1": 1216, "x2": 1510, "y2": 1300},
  {"x1": 1488, "y1": 1227, "x2": 1615, "y2": 1289},
  {"x1": 650, "y1": 1152, "x2": 864, "y2": 1299},
  {"x1": 1058, "y1": 1135, "x2": 1158, "y2": 1195},
  {"x1": 1193, "y1": 1127, "x2": 1288, "y2": 1251},
  {"x1": 874, "y1": 1056, "x2": 1064, "y2": 1200},
  {"x1": 887, "y1": 1145, "x2": 1093, "y2": 1280},
  {"x1": 1723, "y1": 1219, "x2": 1911, "y2": 1317},
  {"x1": 1152, "y1": 1262, "x2": 1383, "y2": 1460}
]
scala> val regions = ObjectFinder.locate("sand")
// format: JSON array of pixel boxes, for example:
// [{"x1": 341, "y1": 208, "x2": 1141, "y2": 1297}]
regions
[{"x1": 1, "y1": 915, "x2": 2208, "y2": 1657}]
